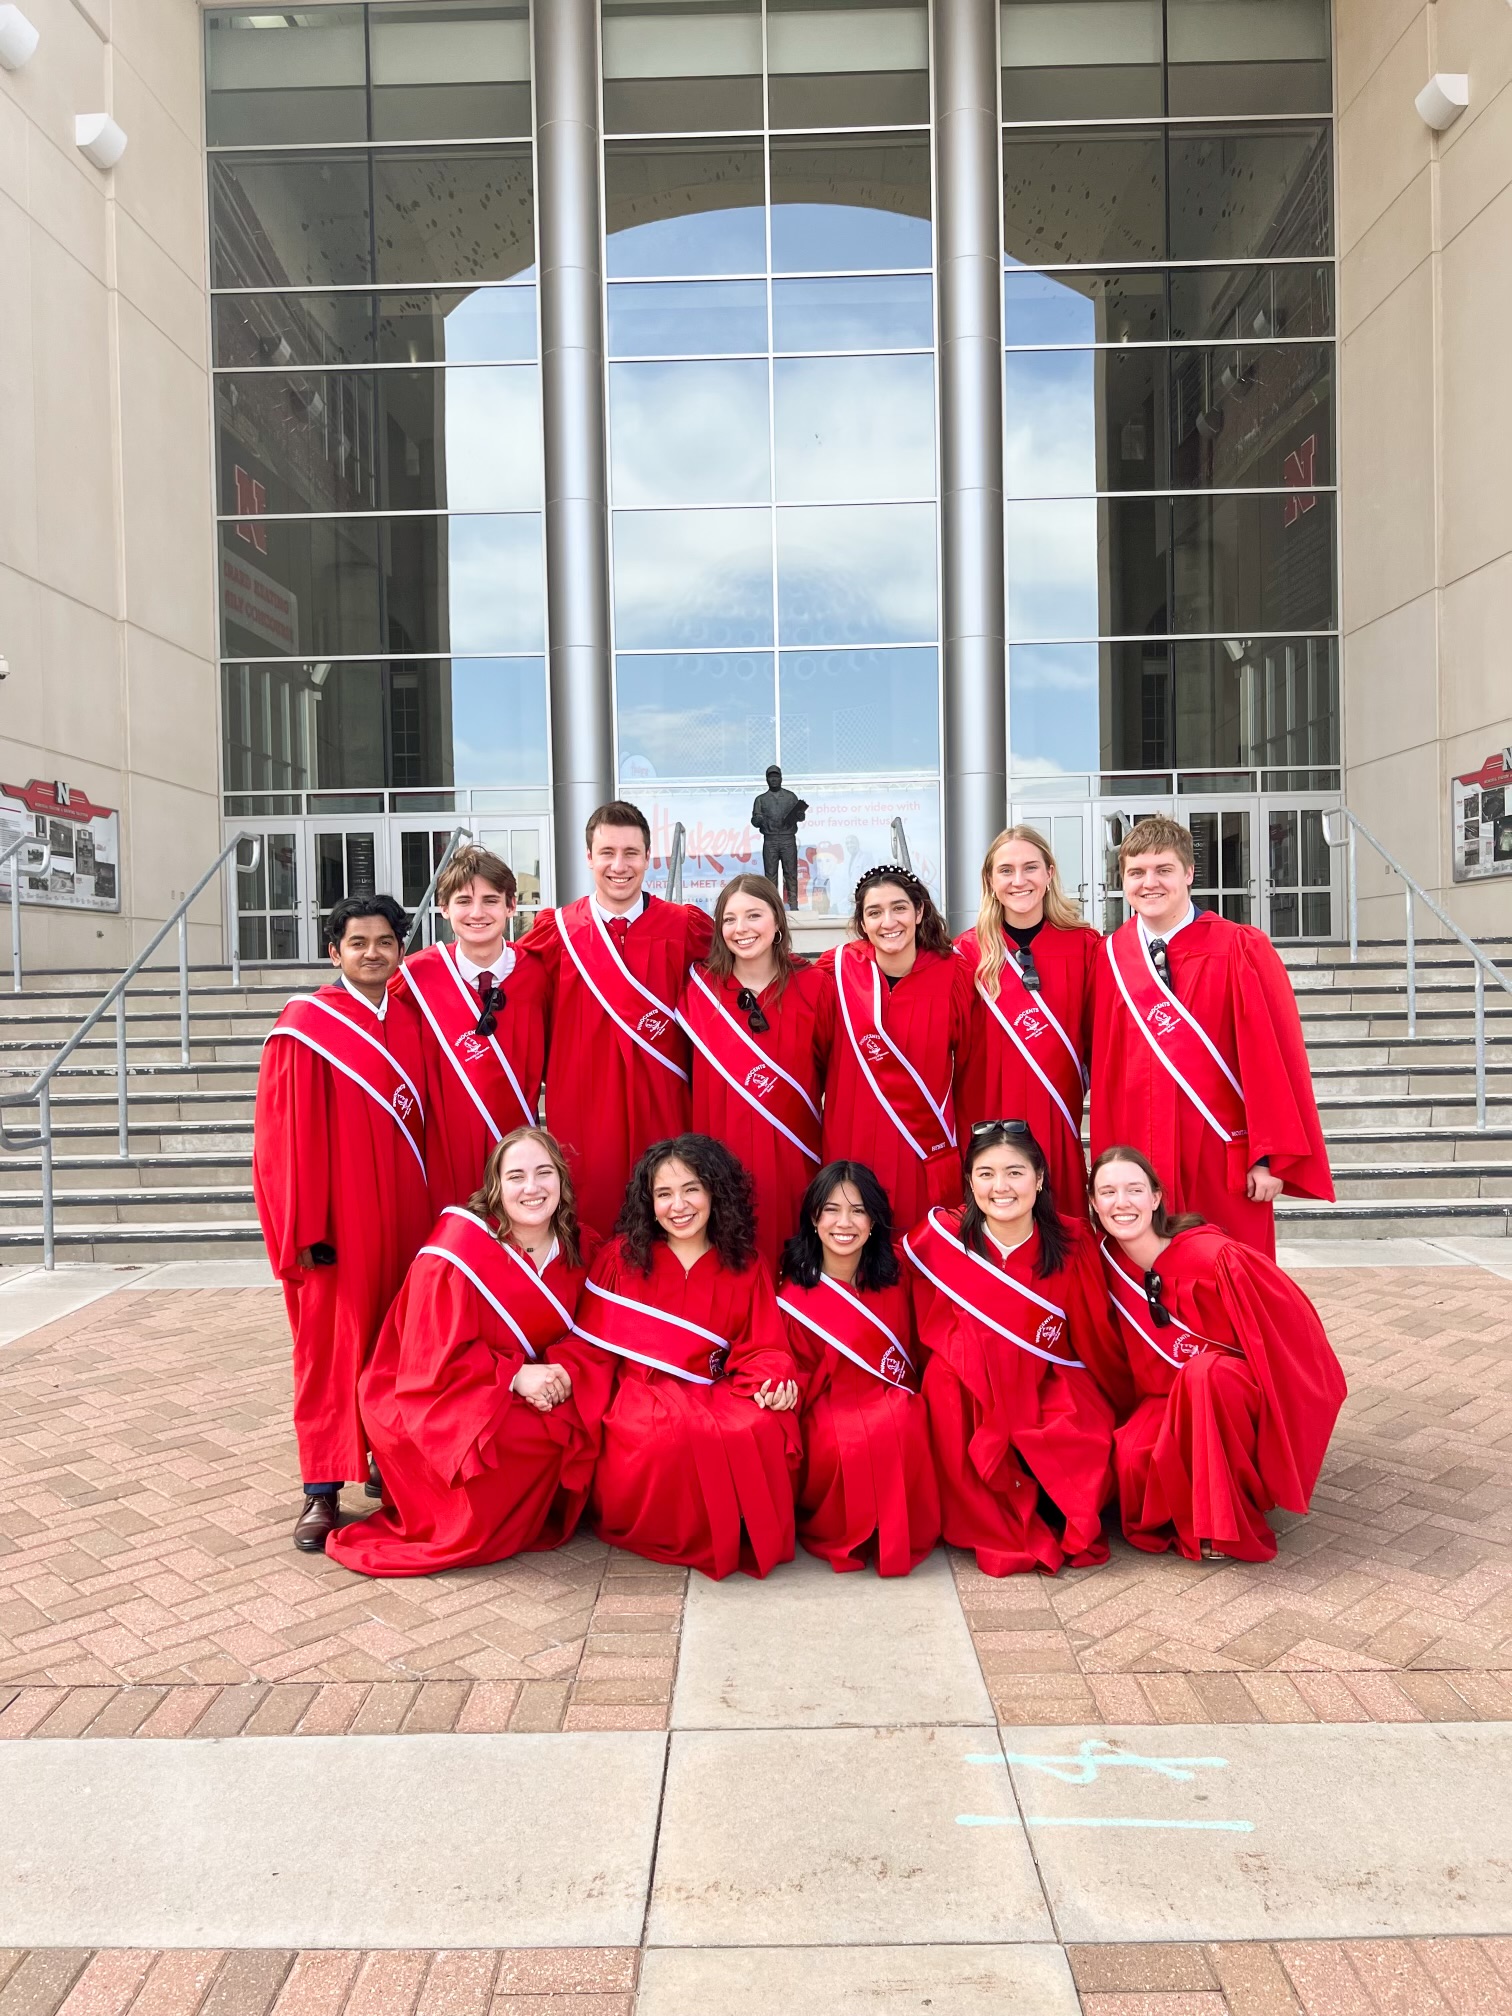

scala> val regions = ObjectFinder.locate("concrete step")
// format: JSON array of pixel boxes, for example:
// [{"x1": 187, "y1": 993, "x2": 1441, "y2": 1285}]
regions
[
  {"x1": 1324, "y1": 1130, "x2": 1512, "y2": 1164},
  {"x1": 0, "y1": 1188, "x2": 254, "y2": 1226},
  {"x1": 1277, "y1": 1196, "x2": 1512, "y2": 1238},
  {"x1": 0, "y1": 1155, "x2": 252, "y2": 1191},
  {"x1": 1325, "y1": 1167, "x2": 1512, "y2": 1199},
  {"x1": 0, "y1": 1219, "x2": 266, "y2": 1261}
]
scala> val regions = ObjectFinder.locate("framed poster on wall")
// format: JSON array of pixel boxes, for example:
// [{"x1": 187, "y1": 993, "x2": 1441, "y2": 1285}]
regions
[
  {"x1": 1452, "y1": 749, "x2": 1512, "y2": 884},
  {"x1": 0, "y1": 779, "x2": 122, "y2": 912}
]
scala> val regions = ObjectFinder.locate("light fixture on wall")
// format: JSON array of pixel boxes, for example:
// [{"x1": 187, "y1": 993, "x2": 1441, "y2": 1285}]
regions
[
  {"x1": 0, "y1": 4, "x2": 38, "y2": 68},
  {"x1": 75, "y1": 112, "x2": 128, "y2": 170},
  {"x1": 1415, "y1": 73, "x2": 1470, "y2": 131}
]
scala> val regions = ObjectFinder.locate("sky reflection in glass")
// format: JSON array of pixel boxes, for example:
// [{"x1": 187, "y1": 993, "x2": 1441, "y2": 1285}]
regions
[
  {"x1": 608, "y1": 281, "x2": 768, "y2": 357},
  {"x1": 616, "y1": 653, "x2": 777, "y2": 780},
  {"x1": 613, "y1": 508, "x2": 773, "y2": 650},
  {"x1": 610, "y1": 360, "x2": 771, "y2": 507},
  {"x1": 777, "y1": 504, "x2": 937, "y2": 646}
]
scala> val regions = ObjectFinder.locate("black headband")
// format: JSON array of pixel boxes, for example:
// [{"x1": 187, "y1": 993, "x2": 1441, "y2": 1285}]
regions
[{"x1": 853, "y1": 863, "x2": 927, "y2": 902}]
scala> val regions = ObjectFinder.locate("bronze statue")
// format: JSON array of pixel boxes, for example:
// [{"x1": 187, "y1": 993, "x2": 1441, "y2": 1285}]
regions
[{"x1": 750, "y1": 764, "x2": 807, "y2": 908}]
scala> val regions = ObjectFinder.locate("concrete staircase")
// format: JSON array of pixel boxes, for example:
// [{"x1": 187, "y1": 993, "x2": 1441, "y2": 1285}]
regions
[{"x1": 0, "y1": 940, "x2": 1507, "y2": 1261}]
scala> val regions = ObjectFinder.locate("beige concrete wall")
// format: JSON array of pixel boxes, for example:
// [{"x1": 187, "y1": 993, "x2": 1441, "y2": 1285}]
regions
[
  {"x1": 1337, "y1": 0, "x2": 1512, "y2": 937},
  {"x1": 0, "y1": 0, "x2": 220, "y2": 973}
]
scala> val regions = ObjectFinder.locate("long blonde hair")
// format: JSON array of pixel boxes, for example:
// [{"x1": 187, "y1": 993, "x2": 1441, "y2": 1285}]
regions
[
  {"x1": 467, "y1": 1126, "x2": 582, "y2": 1267},
  {"x1": 974, "y1": 825, "x2": 1086, "y2": 1000}
]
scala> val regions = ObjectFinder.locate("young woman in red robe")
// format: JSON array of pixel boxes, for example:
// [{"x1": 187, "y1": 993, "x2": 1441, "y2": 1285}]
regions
[
  {"x1": 327, "y1": 1128, "x2": 602, "y2": 1577},
  {"x1": 956, "y1": 827, "x2": 1099, "y2": 1219},
  {"x1": 680, "y1": 874, "x2": 831, "y2": 1271},
  {"x1": 582, "y1": 1133, "x2": 802, "y2": 1580},
  {"x1": 908, "y1": 1120, "x2": 1120, "y2": 1577},
  {"x1": 816, "y1": 866, "x2": 976, "y2": 1232},
  {"x1": 778, "y1": 1160, "x2": 939, "y2": 1576},
  {"x1": 1089, "y1": 1145, "x2": 1346, "y2": 1563}
]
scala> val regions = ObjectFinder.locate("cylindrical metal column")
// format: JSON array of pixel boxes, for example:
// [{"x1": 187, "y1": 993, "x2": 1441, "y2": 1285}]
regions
[
  {"x1": 534, "y1": 0, "x2": 614, "y2": 905},
  {"x1": 934, "y1": 0, "x2": 1006, "y2": 932}
]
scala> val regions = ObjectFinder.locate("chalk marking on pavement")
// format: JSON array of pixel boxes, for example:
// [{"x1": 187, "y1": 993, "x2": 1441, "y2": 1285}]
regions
[
  {"x1": 969, "y1": 1739, "x2": 1231, "y2": 1785},
  {"x1": 958, "y1": 1814, "x2": 1255, "y2": 1832}
]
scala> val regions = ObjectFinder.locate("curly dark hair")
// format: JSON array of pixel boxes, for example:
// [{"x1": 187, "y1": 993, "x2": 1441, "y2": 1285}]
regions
[
  {"x1": 781, "y1": 1160, "x2": 900, "y2": 1292},
  {"x1": 961, "y1": 1120, "x2": 1069, "y2": 1279},
  {"x1": 850, "y1": 865, "x2": 952, "y2": 957},
  {"x1": 616, "y1": 1132, "x2": 758, "y2": 1276}
]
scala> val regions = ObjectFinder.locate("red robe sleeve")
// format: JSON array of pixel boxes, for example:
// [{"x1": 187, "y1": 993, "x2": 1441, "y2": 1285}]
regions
[
  {"x1": 725, "y1": 1255, "x2": 800, "y2": 1395},
  {"x1": 516, "y1": 907, "x2": 562, "y2": 1044},
  {"x1": 811, "y1": 951, "x2": 840, "y2": 1066},
  {"x1": 1232, "y1": 929, "x2": 1334, "y2": 1200},
  {"x1": 1063, "y1": 1223, "x2": 1137, "y2": 1420},
  {"x1": 544, "y1": 1229, "x2": 618, "y2": 1441},
  {"x1": 1207, "y1": 1237, "x2": 1346, "y2": 1511},
  {"x1": 252, "y1": 1035, "x2": 333, "y2": 1283},
  {"x1": 387, "y1": 1258, "x2": 524, "y2": 1487},
  {"x1": 680, "y1": 902, "x2": 715, "y2": 965}
]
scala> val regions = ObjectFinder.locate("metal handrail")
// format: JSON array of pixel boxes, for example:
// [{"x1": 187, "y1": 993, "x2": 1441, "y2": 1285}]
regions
[
  {"x1": 667, "y1": 821, "x2": 686, "y2": 905},
  {"x1": 403, "y1": 824, "x2": 472, "y2": 952},
  {"x1": 890, "y1": 817, "x2": 913, "y2": 873},
  {"x1": 0, "y1": 829, "x2": 47, "y2": 993},
  {"x1": 0, "y1": 831, "x2": 261, "y2": 1268},
  {"x1": 1323, "y1": 807, "x2": 1512, "y2": 1129}
]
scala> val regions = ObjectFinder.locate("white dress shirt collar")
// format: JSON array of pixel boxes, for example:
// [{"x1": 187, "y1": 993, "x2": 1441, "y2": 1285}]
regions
[
  {"x1": 337, "y1": 973, "x2": 388, "y2": 1021},
  {"x1": 451, "y1": 940, "x2": 515, "y2": 987},
  {"x1": 1138, "y1": 904, "x2": 1197, "y2": 947},
  {"x1": 592, "y1": 891, "x2": 647, "y2": 927}
]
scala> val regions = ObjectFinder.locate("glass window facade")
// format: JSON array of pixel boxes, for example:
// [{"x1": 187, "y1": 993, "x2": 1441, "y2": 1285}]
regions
[
  {"x1": 1002, "y1": 2, "x2": 1337, "y2": 788},
  {"x1": 604, "y1": 7, "x2": 940, "y2": 882},
  {"x1": 208, "y1": 4, "x2": 545, "y2": 799},
  {"x1": 206, "y1": 0, "x2": 1337, "y2": 932}
]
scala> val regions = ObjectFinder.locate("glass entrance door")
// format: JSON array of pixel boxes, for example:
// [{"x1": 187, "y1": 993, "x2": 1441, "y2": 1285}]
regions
[
  {"x1": 1094, "y1": 802, "x2": 1173, "y2": 932},
  {"x1": 310, "y1": 826, "x2": 380, "y2": 954},
  {"x1": 1188, "y1": 803, "x2": 1258, "y2": 926},
  {"x1": 233, "y1": 827, "x2": 302, "y2": 963},
  {"x1": 1264, "y1": 804, "x2": 1336, "y2": 940},
  {"x1": 473, "y1": 818, "x2": 549, "y2": 938}
]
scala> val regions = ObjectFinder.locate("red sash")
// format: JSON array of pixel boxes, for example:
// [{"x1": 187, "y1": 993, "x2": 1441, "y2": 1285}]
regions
[
  {"x1": 555, "y1": 896, "x2": 689, "y2": 1083},
  {"x1": 398, "y1": 944, "x2": 535, "y2": 1136},
  {"x1": 904, "y1": 1208, "x2": 1083, "y2": 1368},
  {"x1": 678, "y1": 968, "x2": 821, "y2": 1162},
  {"x1": 575, "y1": 1279, "x2": 727, "y2": 1384},
  {"x1": 1100, "y1": 1238, "x2": 1238, "y2": 1369},
  {"x1": 777, "y1": 1276, "x2": 916, "y2": 1392},
  {"x1": 419, "y1": 1206, "x2": 576, "y2": 1362},
  {"x1": 975, "y1": 951, "x2": 1086, "y2": 1153},
  {"x1": 836, "y1": 944, "x2": 956, "y2": 1164},
  {"x1": 1105, "y1": 921, "x2": 1247, "y2": 1144},
  {"x1": 265, "y1": 990, "x2": 426, "y2": 1177}
]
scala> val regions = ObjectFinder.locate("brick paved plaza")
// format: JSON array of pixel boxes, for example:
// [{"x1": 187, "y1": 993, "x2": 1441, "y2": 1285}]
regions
[{"x1": 1, "y1": 1257, "x2": 1511, "y2": 2015}]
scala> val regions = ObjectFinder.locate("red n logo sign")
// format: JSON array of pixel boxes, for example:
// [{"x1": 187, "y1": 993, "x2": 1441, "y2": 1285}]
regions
[
  {"x1": 234, "y1": 466, "x2": 268, "y2": 554},
  {"x1": 1283, "y1": 436, "x2": 1317, "y2": 528}
]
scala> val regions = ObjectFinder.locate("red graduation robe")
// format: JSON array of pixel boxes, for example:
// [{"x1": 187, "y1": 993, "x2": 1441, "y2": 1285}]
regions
[
  {"x1": 909, "y1": 1210, "x2": 1118, "y2": 1577},
  {"x1": 584, "y1": 1238, "x2": 801, "y2": 1580},
  {"x1": 780, "y1": 1270, "x2": 940, "y2": 1577},
  {"x1": 815, "y1": 943, "x2": 975, "y2": 1231},
  {"x1": 252, "y1": 982, "x2": 433, "y2": 1484},
  {"x1": 326, "y1": 1216, "x2": 602, "y2": 1576},
  {"x1": 955, "y1": 923, "x2": 1098, "y2": 1220},
  {"x1": 1099, "y1": 1223, "x2": 1346, "y2": 1562},
  {"x1": 683, "y1": 961, "x2": 832, "y2": 1271},
  {"x1": 1091, "y1": 909, "x2": 1333, "y2": 1257},
  {"x1": 391, "y1": 941, "x2": 549, "y2": 1214},
  {"x1": 518, "y1": 894, "x2": 714, "y2": 1235}
]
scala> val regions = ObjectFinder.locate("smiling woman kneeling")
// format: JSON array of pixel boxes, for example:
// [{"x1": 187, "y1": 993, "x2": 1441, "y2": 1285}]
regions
[
  {"x1": 907, "y1": 1121, "x2": 1123, "y2": 1577},
  {"x1": 327, "y1": 1128, "x2": 602, "y2": 1578},
  {"x1": 1089, "y1": 1147, "x2": 1346, "y2": 1564},
  {"x1": 582, "y1": 1134, "x2": 802, "y2": 1580}
]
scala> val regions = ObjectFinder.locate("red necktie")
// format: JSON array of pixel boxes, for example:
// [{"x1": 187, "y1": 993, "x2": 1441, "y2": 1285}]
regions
[
  {"x1": 607, "y1": 917, "x2": 630, "y2": 954},
  {"x1": 477, "y1": 968, "x2": 495, "y2": 1005}
]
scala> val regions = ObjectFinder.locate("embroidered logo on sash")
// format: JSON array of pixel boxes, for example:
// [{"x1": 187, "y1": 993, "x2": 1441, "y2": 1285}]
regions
[
  {"x1": 880, "y1": 1345, "x2": 911, "y2": 1384},
  {"x1": 1147, "y1": 1002, "x2": 1181, "y2": 1038},
  {"x1": 638, "y1": 1007, "x2": 672, "y2": 1041},
  {"x1": 1172, "y1": 1333, "x2": 1200, "y2": 1361},
  {"x1": 744, "y1": 1063, "x2": 779, "y2": 1099},
  {"x1": 392, "y1": 1085, "x2": 417, "y2": 1120},
  {"x1": 1015, "y1": 1007, "x2": 1048, "y2": 1041},
  {"x1": 455, "y1": 1031, "x2": 490, "y2": 1063},
  {"x1": 1035, "y1": 1313, "x2": 1067, "y2": 1353},
  {"x1": 859, "y1": 1032, "x2": 889, "y2": 1064}
]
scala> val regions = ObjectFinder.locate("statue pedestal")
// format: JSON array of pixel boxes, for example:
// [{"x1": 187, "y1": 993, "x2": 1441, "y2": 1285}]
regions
[{"x1": 789, "y1": 912, "x2": 848, "y2": 955}]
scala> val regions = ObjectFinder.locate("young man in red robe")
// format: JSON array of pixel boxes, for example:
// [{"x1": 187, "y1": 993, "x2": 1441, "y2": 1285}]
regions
[
  {"x1": 328, "y1": 1127, "x2": 603, "y2": 1576},
  {"x1": 581, "y1": 1134, "x2": 801, "y2": 1580},
  {"x1": 778, "y1": 1159, "x2": 939, "y2": 1577},
  {"x1": 518, "y1": 800, "x2": 714, "y2": 1235},
  {"x1": 908, "y1": 1120, "x2": 1119, "y2": 1578},
  {"x1": 1090, "y1": 1146, "x2": 1346, "y2": 1562},
  {"x1": 392, "y1": 844, "x2": 548, "y2": 1214},
  {"x1": 253, "y1": 894, "x2": 433, "y2": 1553},
  {"x1": 1091, "y1": 814, "x2": 1332, "y2": 1258}
]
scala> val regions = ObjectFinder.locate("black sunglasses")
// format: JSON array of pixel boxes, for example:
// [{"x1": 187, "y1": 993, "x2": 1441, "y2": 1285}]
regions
[
  {"x1": 1014, "y1": 945, "x2": 1042, "y2": 993},
  {"x1": 475, "y1": 984, "x2": 506, "y2": 1037},
  {"x1": 1143, "y1": 1268, "x2": 1174, "y2": 1329},
  {"x1": 735, "y1": 986, "x2": 770, "y2": 1035},
  {"x1": 971, "y1": 1117, "x2": 1031, "y2": 1140}
]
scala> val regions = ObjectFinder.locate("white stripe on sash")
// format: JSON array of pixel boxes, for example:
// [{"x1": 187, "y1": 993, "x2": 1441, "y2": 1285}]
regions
[
  {"x1": 556, "y1": 904, "x2": 689, "y2": 1082},
  {"x1": 836, "y1": 945, "x2": 955, "y2": 1162},
  {"x1": 904, "y1": 1209, "x2": 1084, "y2": 1369},
  {"x1": 1105, "y1": 931, "x2": 1245, "y2": 1144},
  {"x1": 1099, "y1": 1236, "x2": 1235, "y2": 1369},
  {"x1": 405, "y1": 948, "x2": 535, "y2": 1136},
  {"x1": 677, "y1": 968, "x2": 821, "y2": 1162},
  {"x1": 976, "y1": 980, "x2": 1084, "y2": 1151},
  {"x1": 777, "y1": 1274, "x2": 915, "y2": 1392},
  {"x1": 264, "y1": 998, "x2": 427, "y2": 1179}
]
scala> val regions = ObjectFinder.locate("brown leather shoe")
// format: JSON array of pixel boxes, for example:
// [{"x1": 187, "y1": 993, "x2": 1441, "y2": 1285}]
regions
[
  {"x1": 365, "y1": 1459, "x2": 383, "y2": 1499},
  {"x1": 293, "y1": 1494, "x2": 339, "y2": 1552}
]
